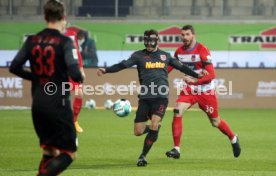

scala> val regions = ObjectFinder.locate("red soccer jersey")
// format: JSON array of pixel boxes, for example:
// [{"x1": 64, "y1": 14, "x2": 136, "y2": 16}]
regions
[
  {"x1": 64, "y1": 29, "x2": 83, "y2": 68},
  {"x1": 169, "y1": 42, "x2": 216, "y2": 92}
]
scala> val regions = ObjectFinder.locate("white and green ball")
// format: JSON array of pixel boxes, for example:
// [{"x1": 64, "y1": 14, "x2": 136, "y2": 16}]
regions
[
  {"x1": 104, "y1": 99, "x2": 114, "y2": 110},
  {"x1": 85, "y1": 99, "x2": 96, "y2": 109},
  {"x1": 112, "y1": 99, "x2": 132, "y2": 117}
]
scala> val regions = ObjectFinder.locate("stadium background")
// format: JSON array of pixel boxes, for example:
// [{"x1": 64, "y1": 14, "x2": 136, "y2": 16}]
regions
[
  {"x1": 0, "y1": 1, "x2": 276, "y2": 176},
  {"x1": 1, "y1": 0, "x2": 276, "y2": 108}
]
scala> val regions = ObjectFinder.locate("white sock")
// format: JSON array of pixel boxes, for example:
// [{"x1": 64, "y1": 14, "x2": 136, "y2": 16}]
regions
[
  {"x1": 231, "y1": 136, "x2": 237, "y2": 144},
  {"x1": 174, "y1": 146, "x2": 180, "y2": 153}
]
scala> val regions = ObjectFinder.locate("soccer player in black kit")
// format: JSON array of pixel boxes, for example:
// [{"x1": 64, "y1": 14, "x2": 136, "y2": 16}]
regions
[
  {"x1": 97, "y1": 29, "x2": 203, "y2": 166},
  {"x1": 9, "y1": 0, "x2": 83, "y2": 175}
]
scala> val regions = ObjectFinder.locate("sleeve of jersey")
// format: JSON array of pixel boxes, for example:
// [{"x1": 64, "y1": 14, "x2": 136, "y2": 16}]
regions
[
  {"x1": 167, "y1": 52, "x2": 178, "y2": 73},
  {"x1": 77, "y1": 48, "x2": 83, "y2": 67},
  {"x1": 9, "y1": 40, "x2": 32, "y2": 80},
  {"x1": 169, "y1": 57, "x2": 199, "y2": 78},
  {"x1": 189, "y1": 46, "x2": 215, "y2": 85},
  {"x1": 167, "y1": 65, "x2": 174, "y2": 73},
  {"x1": 106, "y1": 54, "x2": 137, "y2": 73},
  {"x1": 64, "y1": 39, "x2": 83, "y2": 83}
]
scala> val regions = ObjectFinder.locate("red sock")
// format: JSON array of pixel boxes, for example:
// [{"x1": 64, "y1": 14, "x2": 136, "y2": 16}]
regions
[
  {"x1": 73, "y1": 97, "x2": 82, "y2": 122},
  {"x1": 172, "y1": 116, "x2": 182, "y2": 147},
  {"x1": 218, "y1": 119, "x2": 235, "y2": 140}
]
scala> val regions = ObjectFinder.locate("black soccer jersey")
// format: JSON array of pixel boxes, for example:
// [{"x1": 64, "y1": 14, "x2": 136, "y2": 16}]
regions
[
  {"x1": 10, "y1": 28, "x2": 83, "y2": 108},
  {"x1": 106, "y1": 49, "x2": 199, "y2": 99}
]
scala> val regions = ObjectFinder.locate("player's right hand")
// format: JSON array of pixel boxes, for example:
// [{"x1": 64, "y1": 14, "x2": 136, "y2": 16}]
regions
[{"x1": 97, "y1": 68, "x2": 106, "y2": 76}]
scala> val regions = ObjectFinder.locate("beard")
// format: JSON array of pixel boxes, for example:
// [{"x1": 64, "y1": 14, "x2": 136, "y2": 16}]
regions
[{"x1": 183, "y1": 37, "x2": 194, "y2": 49}]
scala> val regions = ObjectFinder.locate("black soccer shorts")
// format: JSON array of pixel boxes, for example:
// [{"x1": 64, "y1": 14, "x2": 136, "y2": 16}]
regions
[
  {"x1": 32, "y1": 98, "x2": 77, "y2": 153},
  {"x1": 135, "y1": 98, "x2": 168, "y2": 123}
]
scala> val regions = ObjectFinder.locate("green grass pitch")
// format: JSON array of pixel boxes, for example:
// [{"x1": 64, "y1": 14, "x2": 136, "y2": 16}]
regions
[{"x1": 0, "y1": 108, "x2": 276, "y2": 176}]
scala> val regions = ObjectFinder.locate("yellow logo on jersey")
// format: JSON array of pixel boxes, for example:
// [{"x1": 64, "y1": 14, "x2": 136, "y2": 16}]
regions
[{"x1": 145, "y1": 62, "x2": 165, "y2": 69}]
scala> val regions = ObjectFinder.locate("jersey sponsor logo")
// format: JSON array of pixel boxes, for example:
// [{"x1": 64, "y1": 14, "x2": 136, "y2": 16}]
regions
[
  {"x1": 229, "y1": 27, "x2": 276, "y2": 49},
  {"x1": 72, "y1": 49, "x2": 78, "y2": 60},
  {"x1": 191, "y1": 55, "x2": 196, "y2": 61},
  {"x1": 126, "y1": 26, "x2": 182, "y2": 48},
  {"x1": 145, "y1": 62, "x2": 165, "y2": 69},
  {"x1": 160, "y1": 55, "x2": 167, "y2": 61},
  {"x1": 177, "y1": 54, "x2": 200, "y2": 63}
]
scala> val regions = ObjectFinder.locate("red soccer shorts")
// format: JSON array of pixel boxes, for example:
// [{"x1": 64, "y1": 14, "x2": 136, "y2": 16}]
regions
[{"x1": 176, "y1": 86, "x2": 219, "y2": 118}]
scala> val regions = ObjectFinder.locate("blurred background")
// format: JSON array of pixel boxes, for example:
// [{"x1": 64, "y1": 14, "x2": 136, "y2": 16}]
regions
[
  {"x1": 1, "y1": 0, "x2": 276, "y2": 19},
  {"x1": 0, "y1": 0, "x2": 276, "y2": 108}
]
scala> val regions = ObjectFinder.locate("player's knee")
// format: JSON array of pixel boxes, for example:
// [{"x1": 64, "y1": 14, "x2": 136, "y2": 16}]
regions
[
  {"x1": 67, "y1": 152, "x2": 77, "y2": 160},
  {"x1": 43, "y1": 148, "x2": 59, "y2": 157},
  {"x1": 210, "y1": 118, "x2": 220, "y2": 127},
  {"x1": 173, "y1": 108, "x2": 181, "y2": 116},
  {"x1": 134, "y1": 128, "x2": 144, "y2": 136}
]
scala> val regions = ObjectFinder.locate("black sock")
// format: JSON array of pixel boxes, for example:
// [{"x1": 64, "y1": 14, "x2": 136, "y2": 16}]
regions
[
  {"x1": 38, "y1": 154, "x2": 54, "y2": 174},
  {"x1": 143, "y1": 125, "x2": 150, "y2": 134},
  {"x1": 143, "y1": 124, "x2": 161, "y2": 134},
  {"x1": 141, "y1": 129, "x2": 158, "y2": 157},
  {"x1": 38, "y1": 153, "x2": 73, "y2": 176}
]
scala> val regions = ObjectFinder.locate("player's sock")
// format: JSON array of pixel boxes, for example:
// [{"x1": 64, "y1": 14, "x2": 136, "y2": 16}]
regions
[
  {"x1": 174, "y1": 146, "x2": 180, "y2": 153},
  {"x1": 172, "y1": 116, "x2": 182, "y2": 147},
  {"x1": 73, "y1": 97, "x2": 82, "y2": 122},
  {"x1": 143, "y1": 125, "x2": 150, "y2": 134},
  {"x1": 143, "y1": 124, "x2": 161, "y2": 134},
  {"x1": 218, "y1": 119, "x2": 235, "y2": 140},
  {"x1": 39, "y1": 153, "x2": 73, "y2": 176},
  {"x1": 141, "y1": 129, "x2": 158, "y2": 157},
  {"x1": 231, "y1": 135, "x2": 237, "y2": 144},
  {"x1": 38, "y1": 154, "x2": 54, "y2": 174}
]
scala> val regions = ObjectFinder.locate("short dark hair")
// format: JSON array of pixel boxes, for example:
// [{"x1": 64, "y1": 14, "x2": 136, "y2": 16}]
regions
[
  {"x1": 182, "y1": 25, "x2": 195, "y2": 34},
  {"x1": 77, "y1": 30, "x2": 88, "y2": 39},
  {"x1": 44, "y1": 0, "x2": 65, "y2": 22},
  {"x1": 144, "y1": 29, "x2": 159, "y2": 37}
]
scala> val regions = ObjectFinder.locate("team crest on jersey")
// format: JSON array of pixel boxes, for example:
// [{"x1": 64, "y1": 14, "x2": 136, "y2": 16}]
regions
[
  {"x1": 191, "y1": 55, "x2": 196, "y2": 61},
  {"x1": 160, "y1": 55, "x2": 167, "y2": 61}
]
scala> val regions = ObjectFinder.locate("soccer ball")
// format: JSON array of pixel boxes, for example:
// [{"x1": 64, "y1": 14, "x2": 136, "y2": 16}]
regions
[
  {"x1": 112, "y1": 99, "x2": 132, "y2": 117},
  {"x1": 104, "y1": 99, "x2": 114, "y2": 110},
  {"x1": 85, "y1": 99, "x2": 96, "y2": 109}
]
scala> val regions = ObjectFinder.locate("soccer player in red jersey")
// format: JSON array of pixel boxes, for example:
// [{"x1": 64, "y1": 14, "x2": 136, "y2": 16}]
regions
[
  {"x1": 166, "y1": 25, "x2": 241, "y2": 159},
  {"x1": 65, "y1": 28, "x2": 86, "y2": 133}
]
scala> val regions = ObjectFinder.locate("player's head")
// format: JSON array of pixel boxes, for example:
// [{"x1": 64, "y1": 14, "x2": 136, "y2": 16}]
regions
[
  {"x1": 144, "y1": 29, "x2": 159, "y2": 52},
  {"x1": 44, "y1": 0, "x2": 66, "y2": 32},
  {"x1": 77, "y1": 30, "x2": 87, "y2": 45},
  {"x1": 181, "y1": 25, "x2": 196, "y2": 49}
]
